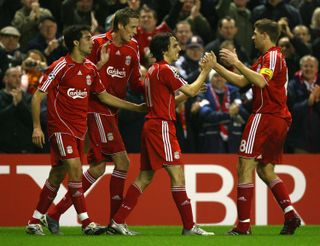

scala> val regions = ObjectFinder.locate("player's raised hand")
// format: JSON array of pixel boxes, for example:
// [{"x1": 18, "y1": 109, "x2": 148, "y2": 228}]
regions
[
  {"x1": 220, "y1": 48, "x2": 239, "y2": 66},
  {"x1": 32, "y1": 127, "x2": 45, "y2": 148},
  {"x1": 97, "y1": 42, "x2": 111, "y2": 70}
]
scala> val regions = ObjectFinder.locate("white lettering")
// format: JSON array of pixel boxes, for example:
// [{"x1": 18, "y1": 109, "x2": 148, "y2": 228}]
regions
[
  {"x1": 106, "y1": 66, "x2": 126, "y2": 78},
  {"x1": 185, "y1": 165, "x2": 237, "y2": 225},
  {"x1": 67, "y1": 88, "x2": 87, "y2": 99},
  {"x1": 255, "y1": 165, "x2": 306, "y2": 225}
]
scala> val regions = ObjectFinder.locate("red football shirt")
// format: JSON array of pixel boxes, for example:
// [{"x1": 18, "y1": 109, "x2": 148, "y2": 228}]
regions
[
  {"x1": 135, "y1": 22, "x2": 171, "y2": 61},
  {"x1": 144, "y1": 60, "x2": 188, "y2": 121},
  {"x1": 39, "y1": 55, "x2": 106, "y2": 139},
  {"x1": 87, "y1": 31, "x2": 143, "y2": 115},
  {"x1": 251, "y1": 46, "x2": 291, "y2": 120}
]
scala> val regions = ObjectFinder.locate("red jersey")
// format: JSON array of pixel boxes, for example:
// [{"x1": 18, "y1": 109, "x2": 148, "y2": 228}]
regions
[
  {"x1": 144, "y1": 60, "x2": 188, "y2": 121},
  {"x1": 87, "y1": 31, "x2": 143, "y2": 115},
  {"x1": 135, "y1": 22, "x2": 171, "y2": 61},
  {"x1": 39, "y1": 55, "x2": 106, "y2": 139},
  {"x1": 251, "y1": 46, "x2": 291, "y2": 120}
]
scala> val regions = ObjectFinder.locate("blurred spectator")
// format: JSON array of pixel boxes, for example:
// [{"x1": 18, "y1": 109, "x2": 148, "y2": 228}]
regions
[
  {"x1": 26, "y1": 15, "x2": 67, "y2": 65},
  {"x1": 175, "y1": 36, "x2": 204, "y2": 152},
  {"x1": 39, "y1": 0, "x2": 63, "y2": 32},
  {"x1": 118, "y1": 65, "x2": 147, "y2": 153},
  {"x1": 293, "y1": 24, "x2": 312, "y2": 50},
  {"x1": 252, "y1": 0, "x2": 302, "y2": 30},
  {"x1": 216, "y1": 0, "x2": 253, "y2": 58},
  {"x1": 193, "y1": 69, "x2": 248, "y2": 153},
  {"x1": 205, "y1": 16, "x2": 250, "y2": 65},
  {"x1": 170, "y1": 0, "x2": 213, "y2": 44},
  {"x1": 310, "y1": 7, "x2": 320, "y2": 39},
  {"x1": 21, "y1": 49, "x2": 47, "y2": 94},
  {"x1": 0, "y1": 66, "x2": 34, "y2": 153},
  {"x1": 135, "y1": 5, "x2": 176, "y2": 67},
  {"x1": 61, "y1": 0, "x2": 99, "y2": 33},
  {"x1": 287, "y1": 55, "x2": 320, "y2": 153},
  {"x1": 299, "y1": 0, "x2": 320, "y2": 27},
  {"x1": 11, "y1": 0, "x2": 52, "y2": 51},
  {"x1": 278, "y1": 36, "x2": 302, "y2": 79},
  {"x1": 0, "y1": 26, "x2": 23, "y2": 88},
  {"x1": 174, "y1": 20, "x2": 193, "y2": 55}
]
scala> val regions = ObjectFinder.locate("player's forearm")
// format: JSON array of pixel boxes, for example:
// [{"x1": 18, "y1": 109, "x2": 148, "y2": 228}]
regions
[
  {"x1": 31, "y1": 91, "x2": 43, "y2": 129},
  {"x1": 182, "y1": 68, "x2": 209, "y2": 97},
  {"x1": 233, "y1": 60, "x2": 266, "y2": 88},
  {"x1": 98, "y1": 92, "x2": 141, "y2": 112},
  {"x1": 214, "y1": 63, "x2": 249, "y2": 88},
  {"x1": 175, "y1": 93, "x2": 188, "y2": 106}
]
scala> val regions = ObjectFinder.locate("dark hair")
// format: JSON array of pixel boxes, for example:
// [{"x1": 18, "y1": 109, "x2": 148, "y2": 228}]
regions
[
  {"x1": 140, "y1": 5, "x2": 157, "y2": 20},
  {"x1": 113, "y1": 7, "x2": 139, "y2": 32},
  {"x1": 218, "y1": 16, "x2": 235, "y2": 29},
  {"x1": 254, "y1": 18, "x2": 281, "y2": 43},
  {"x1": 150, "y1": 32, "x2": 174, "y2": 61},
  {"x1": 63, "y1": 25, "x2": 91, "y2": 52}
]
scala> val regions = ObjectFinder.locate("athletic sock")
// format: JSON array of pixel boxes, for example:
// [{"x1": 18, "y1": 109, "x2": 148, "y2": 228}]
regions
[
  {"x1": 109, "y1": 169, "x2": 127, "y2": 219},
  {"x1": 68, "y1": 181, "x2": 91, "y2": 228},
  {"x1": 48, "y1": 170, "x2": 97, "y2": 221},
  {"x1": 112, "y1": 184, "x2": 142, "y2": 224},
  {"x1": 269, "y1": 179, "x2": 295, "y2": 220},
  {"x1": 236, "y1": 183, "x2": 254, "y2": 232},
  {"x1": 171, "y1": 186, "x2": 194, "y2": 230},
  {"x1": 29, "y1": 180, "x2": 59, "y2": 224}
]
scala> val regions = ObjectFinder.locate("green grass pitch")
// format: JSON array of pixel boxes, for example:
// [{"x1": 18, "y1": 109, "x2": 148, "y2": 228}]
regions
[{"x1": 1, "y1": 226, "x2": 319, "y2": 246}]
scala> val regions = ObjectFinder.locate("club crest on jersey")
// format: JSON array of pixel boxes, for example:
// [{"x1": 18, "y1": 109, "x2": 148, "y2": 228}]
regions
[
  {"x1": 67, "y1": 88, "x2": 88, "y2": 99},
  {"x1": 86, "y1": 75, "x2": 92, "y2": 85},
  {"x1": 125, "y1": 56, "x2": 131, "y2": 66},
  {"x1": 107, "y1": 133, "x2": 114, "y2": 141},
  {"x1": 66, "y1": 145, "x2": 73, "y2": 154}
]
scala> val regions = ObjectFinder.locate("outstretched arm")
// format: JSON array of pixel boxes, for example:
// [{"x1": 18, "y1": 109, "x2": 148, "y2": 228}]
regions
[
  {"x1": 219, "y1": 48, "x2": 266, "y2": 88},
  {"x1": 97, "y1": 91, "x2": 146, "y2": 113}
]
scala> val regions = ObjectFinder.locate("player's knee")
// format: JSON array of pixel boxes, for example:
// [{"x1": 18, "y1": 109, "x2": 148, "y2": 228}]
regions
[
  {"x1": 89, "y1": 162, "x2": 106, "y2": 178},
  {"x1": 114, "y1": 155, "x2": 130, "y2": 171}
]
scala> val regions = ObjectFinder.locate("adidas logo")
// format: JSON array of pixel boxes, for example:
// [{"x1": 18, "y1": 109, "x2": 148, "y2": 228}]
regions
[
  {"x1": 115, "y1": 50, "x2": 121, "y2": 55},
  {"x1": 181, "y1": 200, "x2": 191, "y2": 206},
  {"x1": 238, "y1": 196, "x2": 247, "y2": 202},
  {"x1": 77, "y1": 70, "x2": 82, "y2": 75},
  {"x1": 112, "y1": 195, "x2": 122, "y2": 200}
]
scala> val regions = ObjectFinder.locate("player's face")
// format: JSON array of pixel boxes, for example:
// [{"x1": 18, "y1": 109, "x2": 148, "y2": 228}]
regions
[
  {"x1": 119, "y1": 18, "x2": 139, "y2": 44},
  {"x1": 164, "y1": 36, "x2": 181, "y2": 63},
  {"x1": 252, "y1": 28, "x2": 264, "y2": 51},
  {"x1": 78, "y1": 31, "x2": 93, "y2": 56}
]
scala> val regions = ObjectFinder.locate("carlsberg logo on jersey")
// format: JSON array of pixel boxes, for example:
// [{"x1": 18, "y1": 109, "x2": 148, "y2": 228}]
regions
[
  {"x1": 67, "y1": 88, "x2": 88, "y2": 99},
  {"x1": 107, "y1": 66, "x2": 126, "y2": 78}
]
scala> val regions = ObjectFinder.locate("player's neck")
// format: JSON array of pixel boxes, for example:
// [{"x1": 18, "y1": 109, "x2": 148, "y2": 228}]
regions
[
  {"x1": 70, "y1": 50, "x2": 85, "y2": 63},
  {"x1": 261, "y1": 42, "x2": 275, "y2": 54},
  {"x1": 111, "y1": 32, "x2": 125, "y2": 47}
]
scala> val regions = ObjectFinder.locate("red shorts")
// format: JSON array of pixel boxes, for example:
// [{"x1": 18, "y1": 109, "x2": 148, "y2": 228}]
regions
[
  {"x1": 49, "y1": 133, "x2": 85, "y2": 166},
  {"x1": 238, "y1": 113, "x2": 291, "y2": 164},
  {"x1": 140, "y1": 119, "x2": 183, "y2": 171},
  {"x1": 87, "y1": 113, "x2": 126, "y2": 163}
]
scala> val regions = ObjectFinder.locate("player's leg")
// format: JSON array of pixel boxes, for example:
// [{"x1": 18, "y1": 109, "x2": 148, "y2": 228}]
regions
[
  {"x1": 109, "y1": 170, "x2": 154, "y2": 235},
  {"x1": 26, "y1": 165, "x2": 66, "y2": 235},
  {"x1": 109, "y1": 151, "x2": 130, "y2": 220},
  {"x1": 165, "y1": 165, "x2": 214, "y2": 236},
  {"x1": 228, "y1": 157, "x2": 257, "y2": 235},
  {"x1": 257, "y1": 163, "x2": 301, "y2": 235},
  {"x1": 64, "y1": 157, "x2": 105, "y2": 235}
]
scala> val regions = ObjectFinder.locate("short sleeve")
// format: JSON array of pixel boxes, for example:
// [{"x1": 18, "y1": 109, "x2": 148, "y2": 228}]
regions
[
  {"x1": 259, "y1": 50, "x2": 278, "y2": 83},
  {"x1": 161, "y1": 65, "x2": 188, "y2": 92}
]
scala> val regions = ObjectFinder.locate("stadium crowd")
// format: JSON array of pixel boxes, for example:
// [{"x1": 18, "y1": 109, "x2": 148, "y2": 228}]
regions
[{"x1": 1, "y1": 0, "x2": 320, "y2": 154}]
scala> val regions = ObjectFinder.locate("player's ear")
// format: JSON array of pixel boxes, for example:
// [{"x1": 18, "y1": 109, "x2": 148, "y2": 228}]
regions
[{"x1": 73, "y1": 40, "x2": 79, "y2": 47}]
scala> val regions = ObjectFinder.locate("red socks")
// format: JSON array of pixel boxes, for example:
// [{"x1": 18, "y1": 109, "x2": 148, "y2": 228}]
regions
[
  {"x1": 171, "y1": 186, "x2": 194, "y2": 230},
  {"x1": 236, "y1": 183, "x2": 254, "y2": 232},
  {"x1": 109, "y1": 170, "x2": 127, "y2": 219},
  {"x1": 269, "y1": 179, "x2": 295, "y2": 219},
  {"x1": 29, "y1": 180, "x2": 59, "y2": 224},
  {"x1": 113, "y1": 184, "x2": 141, "y2": 224},
  {"x1": 48, "y1": 170, "x2": 96, "y2": 221}
]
